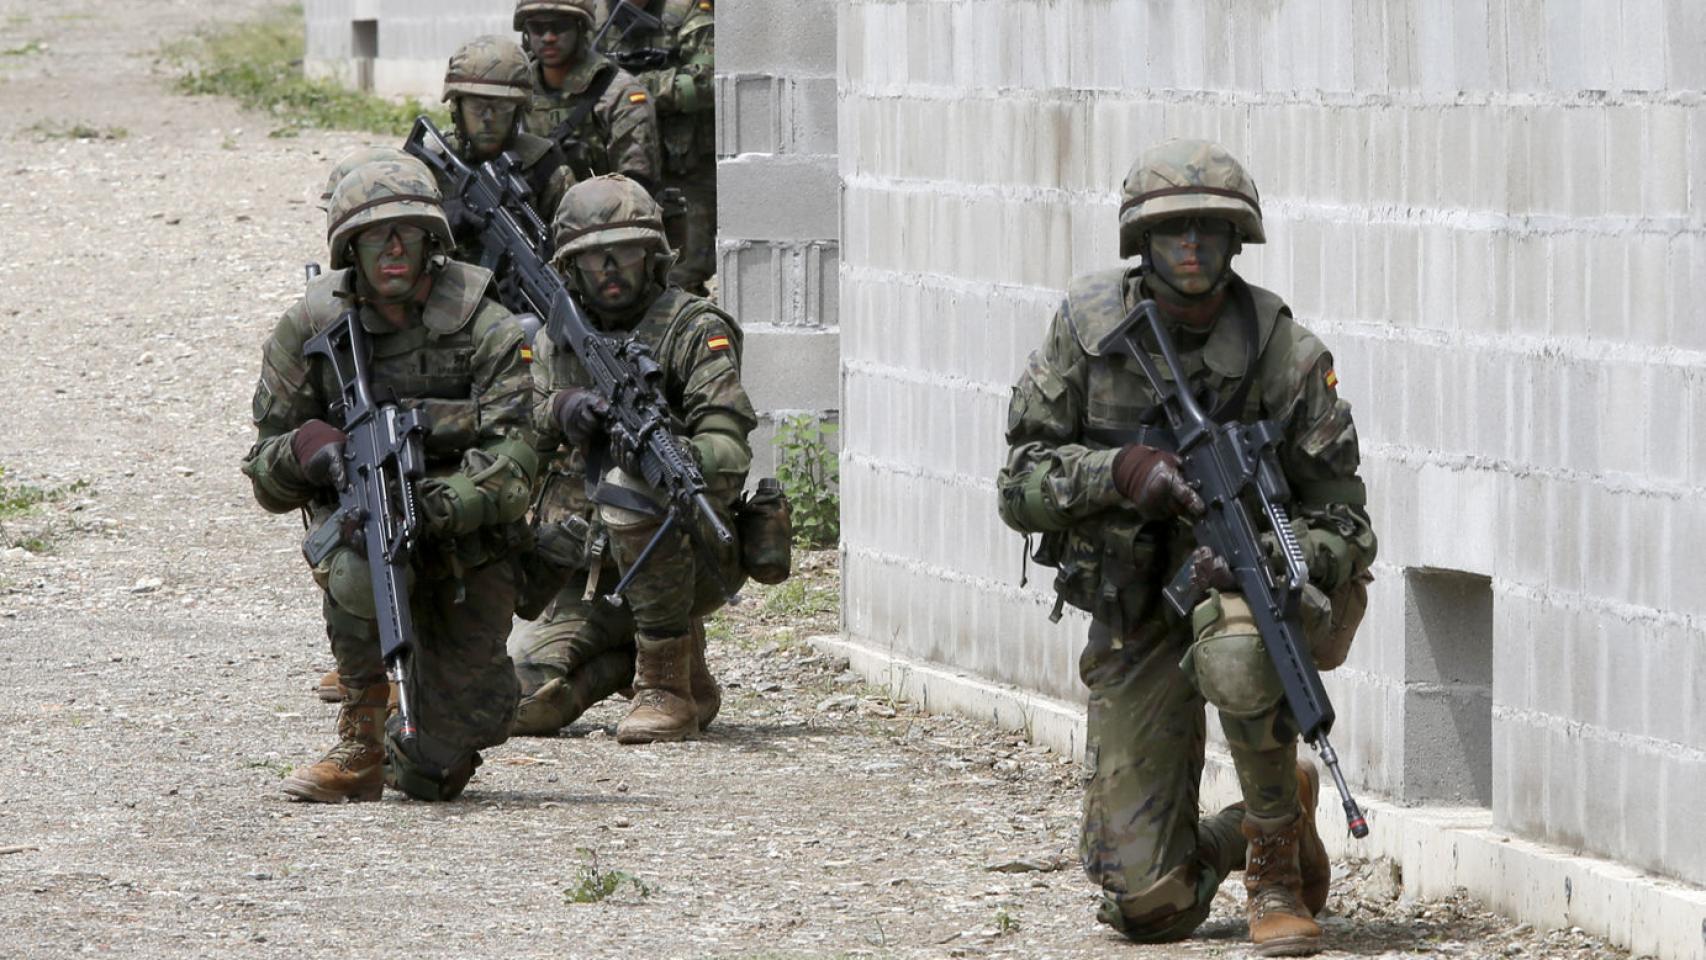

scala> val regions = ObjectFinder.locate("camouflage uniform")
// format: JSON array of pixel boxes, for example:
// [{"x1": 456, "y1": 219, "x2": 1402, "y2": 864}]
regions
[
  {"x1": 513, "y1": 174, "x2": 753, "y2": 741},
  {"x1": 996, "y1": 141, "x2": 1375, "y2": 947},
  {"x1": 242, "y1": 158, "x2": 538, "y2": 802},
  {"x1": 437, "y1": 36, "x2": 573, "y2": 264},
  {"x1": 598, "y1": 0, "x2": 717, "y2": 292},
  {"x1": 516, "y1": 0, "x2": 662, "y2": 189}
]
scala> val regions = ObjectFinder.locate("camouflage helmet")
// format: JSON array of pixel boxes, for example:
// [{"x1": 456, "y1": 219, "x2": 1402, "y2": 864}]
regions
[
  {"x1": 550, "y1": 174, "x2": 672, "y2": 267},
  {"x1": 1118, "y1": 139, "x2": 1264, "y2": 258},
  {"x1": 318, "y1": 146, "x2": 414, "y2": 210},
  {"x1": 326, "y1": 157, "x2": 456, "y2": 271},
  {"x1": 443, "y1": 36, "x2": 532, "y2": 103},
  {"x1": 513, "y1": 0, "x2": 596, "y2": 30}
]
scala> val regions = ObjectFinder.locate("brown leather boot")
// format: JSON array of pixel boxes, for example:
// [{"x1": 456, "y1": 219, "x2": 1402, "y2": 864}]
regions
[
  {"x1": 282, "y1": 682, "x2": 388, "y2": 803},
  {"x1": 1296, "y1": 759, "x2": 1330, "y2": 916},
  {"x1": 616, "y1": 633, "x2": 698, "y2": 744},
  {"x1": 512, "y1": 649, "x2": 637, "y2": 736},
  {"x1": 315, "y1": 668, "x2": 344, "y2": 703},
  {"x1": 688, "y1": 618, "x2": 721, "y2": 730},
  {"x1": 1242, "y1": 811, "x2": 1324, "y2": 957}
]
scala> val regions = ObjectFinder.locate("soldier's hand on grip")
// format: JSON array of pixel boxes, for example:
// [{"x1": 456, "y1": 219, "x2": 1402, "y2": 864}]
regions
[
  {"x1": 1184, "y1": 544, "x2": 1236, "y2": 593},
  {"x1": 292, "y1": 419, "x2": 348, "y2": 489},
  {"x1": 1112, "y1": 443, "x2": 1204, "y2": 520},
  {"x1": 551, "y1": 386, "x2": 611, "y2": 449}
]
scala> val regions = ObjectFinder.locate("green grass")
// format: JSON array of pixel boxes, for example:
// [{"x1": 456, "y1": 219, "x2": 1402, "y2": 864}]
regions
[
  {"x1": 1, "y1": 39, "x2": 44, "y2": 57},
  {"x1": 23, "y1": 120, "x2": 128, "y2": 141},
  {"x1": 163, "y1": 4, "x2": 448, "y2": 137},
  {"x1": 563, "y1": 849, "x2": 651, "y2": 904},
  {"x1": 0, "y1": 466, "x2": 91, "y2": 555},
  {"x1": 760, "y1": 578, "x2": 837, "y2": 619}
]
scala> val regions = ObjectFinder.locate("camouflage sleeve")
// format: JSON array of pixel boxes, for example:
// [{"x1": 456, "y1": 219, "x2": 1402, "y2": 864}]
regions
[
  {"x1": 598, "y1": 69, "x2": 662, "y2": 188},
  {"x1": 424, "y1": 302, "x2": 543, "y2": 536},
  {"x1": 1274, "y1": 350, "x2": 1377, "y2": 592},
  {"x1": 671, "y1": 312, "x2": 756, "y2": 493},
  {"x1": 647, "y1": 17, "x2": 714, "y2": 116},
  {"x1": 239, "y1": 299, "x2": 330, "y2": 514},
  {"x1": 529, "y1": 329, "x2": 570, "y2": 452},
  {"x1": 995, "y1": 306, "x2": 1125, "y2": 533}
]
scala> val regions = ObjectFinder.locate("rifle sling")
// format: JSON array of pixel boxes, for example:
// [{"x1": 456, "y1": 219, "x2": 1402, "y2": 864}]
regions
[
  {"x1": 591, "y1": 477, "x2": 666, "y2": 517},
  {"x1": 547, "y1": 63, "x2": 619, "y2": 168}
]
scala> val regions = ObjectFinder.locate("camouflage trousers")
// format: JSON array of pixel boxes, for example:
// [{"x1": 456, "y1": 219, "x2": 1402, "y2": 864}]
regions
[
  {"x1": 514, "y1": 472, "x2": 744, "y2": 698},
  {"x1": 319, "y1": 551, "x2": 521, "y2": 791},
  {"x1": 665, "y1": 163, "x2": 717, "y2": 295},
  {"x1": 1079, "y1": 590, "x2": 1311, "y2": 942}
]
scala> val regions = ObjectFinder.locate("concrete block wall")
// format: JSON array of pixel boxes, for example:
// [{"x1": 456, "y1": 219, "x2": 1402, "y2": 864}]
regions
[
  {"x1": 717, "y1": 0, "x2": 842, "y2": 480},
  {"x1": 303, "y1": 0, "x2": 510, "y2": 97},
  {"x1": 838, "y1": 0, "x2": 1706, "y2": 894}
]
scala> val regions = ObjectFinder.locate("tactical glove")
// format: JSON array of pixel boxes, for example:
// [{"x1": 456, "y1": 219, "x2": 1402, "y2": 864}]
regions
[
  {"x1": 551, "y1": 387, "x2": 611, "y2": 449},
  {"x1": 1112, "y1": 444, "x2": 1204, "y2": 520},
  {"x1": 291, "y1": 419, "x2": 348, "y2": 489},
  {"x1": 1184, "y1": 544, "x2": 1236, "y2": 593}
]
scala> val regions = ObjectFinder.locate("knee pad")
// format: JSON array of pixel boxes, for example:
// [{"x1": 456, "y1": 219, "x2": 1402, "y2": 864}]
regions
[
  {"x1": 384, "y1": 720, "x2": 481, "y2": 802},
  {"x1": 1096, "y1": 861, "x2": 1217, "y2": 944},
  {"x1": 314, "y1": 544, "x2": 412, "y2": 623},
  {"x1": 1180, "y1": 592, "x2": 1284, "y2": 719}
]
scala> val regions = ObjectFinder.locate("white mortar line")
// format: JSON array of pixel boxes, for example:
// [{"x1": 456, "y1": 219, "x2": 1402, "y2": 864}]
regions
[
  {"x1": 842, "y1": 451, "x2": 999, "y2": 492},
  {"x1": 838, "y1": 81, "x2": 1706, "y2": 110},
  {"x1": 842, "y1": 357, "x2": 1011, "y2": 396},
  {"x1": 1496, "y1": 578, "x2": 1705, "y2": 632},
  {"x1": 1492, "y1": 704, "x2": 1706, "y2": 764},
  {"x1": 1363, "y1": 443, "x2": 1706, "y2": 502}
]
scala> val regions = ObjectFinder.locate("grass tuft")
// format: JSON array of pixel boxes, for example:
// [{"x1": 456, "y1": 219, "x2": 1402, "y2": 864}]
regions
[{"x1": 162, "y1": 4, "x2": 448, "y2": 137}]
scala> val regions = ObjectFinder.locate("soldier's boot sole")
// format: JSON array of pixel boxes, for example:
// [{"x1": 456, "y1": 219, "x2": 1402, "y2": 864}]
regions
[
  {"x1": 1253, "y1": 934, "x2": 1324, "y2": 958},
  {"x1": 615, "y1": 698, "x2": 699, "y2": 744},
  {"x1": 281, "y1": 771, "x2": 383, "y2": 804}
]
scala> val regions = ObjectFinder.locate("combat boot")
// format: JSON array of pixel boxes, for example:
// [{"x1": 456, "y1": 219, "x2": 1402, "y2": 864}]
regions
[
  {"x1": 688, "y1": 618, "x2": 721, "y2": 730},
  {"x1": 616, "y1": 633, "x2": 698, "y2": 744},
  {"x1": 282, "y1": 682, "x2": 388, "y2": 803},
  {"x1": 316, "y1": 668, "x2": 344, "y2": 702},
  {"x1": 1241, "y1": 811, "x2": 1324, "y2": 957},
  {"x1": 511, "y1": 649, "x2": 636, "y2": 736},
  {"x1": 1296, "y1": 759, "x2": 1330, "y2": 916}
]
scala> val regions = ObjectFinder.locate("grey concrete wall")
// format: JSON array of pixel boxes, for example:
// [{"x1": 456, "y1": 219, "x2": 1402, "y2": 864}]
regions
[
  {"x1": 716, "y1": 0, "x2": 841, "y2": 480},
  {"x1": 838, "y1": 0, "x2": 1706, "y2": 895},
  {"x1": 300, "y1": 0, "x2": 843, "y2": 482}
]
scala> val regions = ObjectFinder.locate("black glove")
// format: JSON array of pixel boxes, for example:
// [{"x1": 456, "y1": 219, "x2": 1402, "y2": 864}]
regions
[
  {"x1": 292, "y1": 419, "x2": 347, "y2": 489},
  {"x1": 551, "y1": 387, "x2": 610, "y2": 449},
  {"x1": 1111, "y1": 444, "x2": 1203, "y2": 520},
  {"x1": 1184, "y1": 545, "x2": 1236, "y2": 593}
]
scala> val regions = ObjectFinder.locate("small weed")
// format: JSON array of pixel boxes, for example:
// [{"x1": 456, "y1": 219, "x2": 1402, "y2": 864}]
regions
[
  {"x1": 163, "y1": 4, "x2": 448, "y2": 137},
  {"x1": 0, "y1": 466, "x2": 92, "y2": 552},
  {"x1": 994, "y1": 907, "x2": 1020, "y2": 935},
  {"x1": 23, "y1": 120, "x2": 128, "y2": 141},
  {"x1": 0, "y1": 39, "x2": 44, "y2": 57},
  {"x1": 245, "y1": 759, "x2": 292, "y2": 779},
  {"x1": 14, "y1": 537, "x2": 50, "y2": 555},
  {"x1": 760, "y1": 578, "x2": 836, "y2": 619},
  {"x1": 774, "y1": 414, "x2": 839, "y2": 547},
  {"x1": 564, "y1": 848, "x2": 651, "y2": 904}
]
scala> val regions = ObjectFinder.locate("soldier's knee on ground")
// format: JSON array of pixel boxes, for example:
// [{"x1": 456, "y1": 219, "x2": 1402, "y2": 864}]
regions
[
  {"x1": 1181, "y1": 592, "x2": 1285, "y2": 719},
  {"x1": 1095, "y1": 861, "x2": 1218, "y2": 944},
  {"x1": 384, "y1": 721, "x2": 481, "y2": 802}
]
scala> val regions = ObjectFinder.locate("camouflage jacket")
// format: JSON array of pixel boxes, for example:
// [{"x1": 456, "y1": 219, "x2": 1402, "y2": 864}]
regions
[
  {"x1": 598, "y1": 0, "x2": 714, "y2": 177},
  {"x1": 241, "y1": 262, "x2": 539, "y2": 564},
  {"x1": 531, "y1": 286, "x2": 755, "y2": 526},
  {"x1": 996, "y1": 267, "x2": 1377, "y2": 630},
  {"x1": 522, "y1": 47, "x2": 661, "y2": 189},
  {"x1": 439, "y1": 131, "x2": 573, "y2": 263}
]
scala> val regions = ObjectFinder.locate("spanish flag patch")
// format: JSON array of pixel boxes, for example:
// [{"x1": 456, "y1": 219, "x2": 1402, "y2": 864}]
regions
[
  {"x1": 698, "y1": 1, "x2": 713, "y2": 10},
  {"x1": 707, "y1": 334, "x2": 731, "y2": 352},
  {"x1": 520, "y1": 345, "x2": 534, "y2": 364},
  {"x1": 628, "y1": 91, "x2": 649, "y2": 104},
  {"x1": 1324, "y1": 368, "x2": 1339, "y2": 389}
]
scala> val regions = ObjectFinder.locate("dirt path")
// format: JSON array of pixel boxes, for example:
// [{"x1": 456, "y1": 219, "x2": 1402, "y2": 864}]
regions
[{"x1": 0, "y1": 3, "x2": 1637, "y2": 958}]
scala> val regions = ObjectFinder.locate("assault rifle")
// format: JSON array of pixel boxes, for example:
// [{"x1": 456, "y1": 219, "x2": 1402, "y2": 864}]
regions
[
  {"x1": 1098, "y1": 300, "x2": 1370, "y2": 839},
  {"x1": 403, "y1": 117, "x2": 737, "y2": 603},
  {"x1": 301, "y1": 267, "x2": 430, "y2": 748},
  {"x1": 592, "y1": 0, "x2": 672, "y2": 73}
]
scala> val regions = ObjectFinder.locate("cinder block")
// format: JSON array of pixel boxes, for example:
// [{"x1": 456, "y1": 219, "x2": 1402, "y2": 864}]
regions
[
  {"x1": 741, "y1": 325, "x2": 840, "y2": 413},
  {"x1": 717, "y1": 239, "x2": 839, "y2": 329},
  {"x1": 719, "y1": 0, "x2": 836, "y2": 76},
  {"x1": 718, "y1": 155, "x2": 839, "y2": 242},
  {"x1": 1667, "y1": 0, "x2": 1706, "y2": 89},
  {"x1": 1403, "y1": 685, "x2": 1495, "y2": 805}
]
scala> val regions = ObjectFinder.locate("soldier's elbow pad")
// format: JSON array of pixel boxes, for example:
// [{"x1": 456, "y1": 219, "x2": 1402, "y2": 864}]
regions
[{"x1": 672, "y1": 74, "x2": 702, "y2": 113}]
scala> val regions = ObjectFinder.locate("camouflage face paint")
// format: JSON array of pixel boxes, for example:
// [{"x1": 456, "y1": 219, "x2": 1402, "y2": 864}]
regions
[
  {"x1": 458, "y1": 97, "x2": 518, "y2": 160},
  {"x1": 1148, "y1": 217, "x2": 1235, "y2": 297},
  {"x1": 355, "y1": 224, "x2": 428, "y2": 300}
]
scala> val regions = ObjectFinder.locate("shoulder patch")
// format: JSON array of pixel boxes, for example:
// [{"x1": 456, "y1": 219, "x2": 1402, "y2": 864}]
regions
[
  {"x1": 706, "y1": 333, "x2": 731, "y2": 352},
  {"x1": 1324, "y1": 368, "x2": 1339, "y2": 390},
  {"x1": 628, "y1": 91, "x2": 649, "y2": 104},
  {"x1": 698, "y1": 0, "x2": 713, "y2": 10}
]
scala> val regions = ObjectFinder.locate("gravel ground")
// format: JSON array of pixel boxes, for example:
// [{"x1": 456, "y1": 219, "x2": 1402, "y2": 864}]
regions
[{"x1": 0, "y1": 3, "x2": 1643, "y2": 958}]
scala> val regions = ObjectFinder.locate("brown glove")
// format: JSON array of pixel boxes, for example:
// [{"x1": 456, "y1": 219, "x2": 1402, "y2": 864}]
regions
[
  {"x1": 551, "y1": 387, "x2": 610, "y2": 449},
  {"x1": 1184, "y1": 544, "x2": 1236, "y2": 593},
  {"x1": 291, "y1": 419, "x2": 348, "y2": 489},
  {"x1": 1111, "y1": 444, "x2": 1204, "y2": 520}
]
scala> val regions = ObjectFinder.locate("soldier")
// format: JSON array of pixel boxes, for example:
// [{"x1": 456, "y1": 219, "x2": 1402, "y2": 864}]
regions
[
  {"x1": 596, "y1": 0, "x2": 717, "y2": 294},
  {"x1": 242, "y1": 157, "x2": 539, "y2": 802},
  {"x1": 511, "y1": 174, "x2": 753, "y2": 743},
  {"x1": 514, "y1": 0, "x2": 662, "y2": 190},
  {"x1": 996, "y1": 140, "x2": 1377, "y2": 957},
  {"x1": 437, "y1": 35, "x2": 573, "y2": 259}
]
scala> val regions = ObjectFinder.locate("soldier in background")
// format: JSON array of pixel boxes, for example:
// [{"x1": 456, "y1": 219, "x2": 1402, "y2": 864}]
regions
[
  {"x1": 511, "y1": 174, "x2": 753, "y2": 744},
  {"x1": 996, "y1": 140, "x2": 1377, "y2": 957},
  {"x1": 514, "y1": 0, "x2": 662, "y2": 190},
  {"x1": 595, "y1": 0, "x2": 717, "y2": 294},
  {"x1": 243, "y1": 157, "x2": 538, "y2": 802},
  {"x1": 436, "y1": 35, "x2": 573, "y2": 260}
]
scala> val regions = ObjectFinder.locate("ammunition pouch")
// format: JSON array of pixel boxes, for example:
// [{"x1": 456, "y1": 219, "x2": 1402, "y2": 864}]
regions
[
  {"x1": 1313, "y1": 570, "x2": 1371, "y2": 671},
  {"x1": 1034, "y1": 517, "x2": 1167, "y2": 630},
  {"x1": 735, "y1": 478, "x2": 792, "y2": 585},
  {"x1": 657, "y1": 186, "x2": 689, "y2": 257},
  {"x1": 515, "y1": 515, "x2": 595, "y2": 620}
]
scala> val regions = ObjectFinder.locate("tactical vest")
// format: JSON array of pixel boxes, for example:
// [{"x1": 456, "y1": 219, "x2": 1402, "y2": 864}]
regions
[
  {"x1": 1038, "y1": 267, "x2": 1293, "y2": 631},
  {"x1": 615, "y1": 0, "x2": 714, "y2": 176},
  {"x1": 525, "y1": 56, "x2": 621, "y2": 180},
  {"x1": 438, "y1": 131, "x2": 566, "y2": 266}
]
